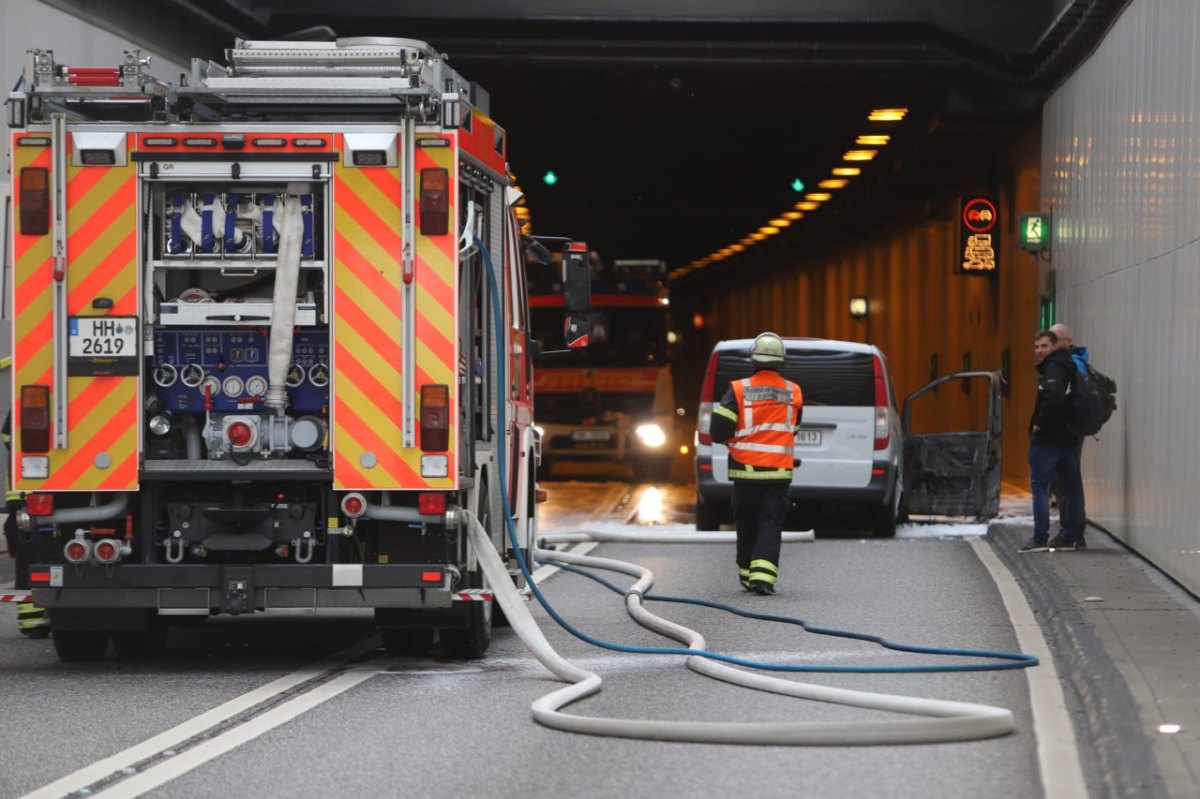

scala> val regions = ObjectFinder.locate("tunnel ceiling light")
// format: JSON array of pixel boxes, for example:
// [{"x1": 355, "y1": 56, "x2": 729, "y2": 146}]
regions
[
  {"x1": 759, "y1": 226, "x2": 780, "y2": 235},
  {"x1": 783, "y1": 211, "x2": 804, "y2": 220},
  {"x1": 769, "y1": 218, "x2": 791, "y2": 227},
  {"x1": 740, "y1": 236, "x2": 757, "y2": 245},
  {"x1": 832, "y1": 167, "x2": 861, "y2": 176},
  {"x1": 843, "y1": 150, "x2": 877, "y2": 161},
  {"x1": 749, "y1": 232, "x2": 767, "y2": 241},
  {"x1": 730, "y1": 244, "x2": 745, "y2": 252},
  {"x1": 868, "y1": 108, "x2": 908, "y2": 122},
  {"x1": 818, "y1": 179, "x2": 849, "y2": 189},
  {"x1": 795, "y1": 201, "x2": 820, "y2": 211},
  {"x1": 856, "y1": 134, "x2": 890, "y2": 145},
  {"x1": 805, "y1": 192, "x2": 833, "y2": 202}
]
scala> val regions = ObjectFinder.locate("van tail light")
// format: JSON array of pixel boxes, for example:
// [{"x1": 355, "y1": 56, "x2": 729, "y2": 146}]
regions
[
  {"x1": 26, "y1": 493, "x2": 55, "y2": 516},
  {"x1": 420, "y1": 384, "x2": 450, "y2": 452},
  {"x1": 873, "y1": 355, "x2": 890, "y2": 451},
  {"x1": 697, "y1": 350, "x2": 719, "y2": 445},
  {"x1": 19, "y1": 168, "x2": 50, "y2": 236},
  {"x1": 419, "y1": 167, "x2": 449, "y2": 236},
  {"x1": 20, "y1": 385, "x2": 51, "y2": 453}
]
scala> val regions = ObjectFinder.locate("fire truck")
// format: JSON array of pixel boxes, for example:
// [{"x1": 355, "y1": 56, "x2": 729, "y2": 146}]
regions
[
  {"x1": 530, "y1": 259, "x2": 675, "y2": 482},
  {"x1": 6, "y1": 38, "x2": 589, "y2": 661}
]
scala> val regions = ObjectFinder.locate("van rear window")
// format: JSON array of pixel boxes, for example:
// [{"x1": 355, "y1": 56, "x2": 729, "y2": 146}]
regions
[{"x1": 713, "y1": 349, "x2": 875, "y2": 407}]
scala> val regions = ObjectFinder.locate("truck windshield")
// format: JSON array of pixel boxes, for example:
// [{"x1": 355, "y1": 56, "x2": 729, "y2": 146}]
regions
[{"x1": 532, "y1": 307, "x2": 667, "y2": 366}]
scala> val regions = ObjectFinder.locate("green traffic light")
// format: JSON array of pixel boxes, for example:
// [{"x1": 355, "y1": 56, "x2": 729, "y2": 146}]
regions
[
  {"x1": 543, "y1": 170, "x2": 559, "y2": 186},
  {"x1": 791, "y1": 178, "x2": 805, "y2": 192}
]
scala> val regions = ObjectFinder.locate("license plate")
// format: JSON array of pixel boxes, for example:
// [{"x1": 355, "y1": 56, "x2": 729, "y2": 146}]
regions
[
  {"x1": 69, "y1": 317, "x2": 137, "y2": 359},
  {"x1": 572, "y1": 429, "x2": 611, "y2": 442},
  {"x1": 795, "y1": 429, "x2": 822, "y2": 446}
]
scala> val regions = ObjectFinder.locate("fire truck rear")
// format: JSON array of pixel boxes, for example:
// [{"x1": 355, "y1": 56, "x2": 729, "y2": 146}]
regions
[{"x1": 6, "y1": 38, "x2": 588, "y2": 661}]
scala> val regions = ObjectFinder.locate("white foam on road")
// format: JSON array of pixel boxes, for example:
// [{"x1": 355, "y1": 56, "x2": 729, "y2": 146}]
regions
[{"x1": 897, "y1": 522, "x2": 989, "y2": 539}]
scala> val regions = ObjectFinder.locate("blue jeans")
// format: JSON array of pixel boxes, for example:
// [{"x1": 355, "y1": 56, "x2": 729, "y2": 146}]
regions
[{"x1": 1029, "y1": 442, "x2": 1084, "y2": 542}]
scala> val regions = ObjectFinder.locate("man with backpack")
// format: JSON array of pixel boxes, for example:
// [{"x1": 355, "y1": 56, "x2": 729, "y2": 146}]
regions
[
  {"x1": 1051, "y1": 322, "x2": 1090, "y2": 548},
  {"x1": 1020, "y1": 329, "x2": 1085, "y2": 553}
]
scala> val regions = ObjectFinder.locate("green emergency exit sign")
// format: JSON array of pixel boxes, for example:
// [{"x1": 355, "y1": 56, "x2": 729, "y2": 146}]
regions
[{"x1": 1019, "y1": 213, "x2": 1050, "y2": 251}]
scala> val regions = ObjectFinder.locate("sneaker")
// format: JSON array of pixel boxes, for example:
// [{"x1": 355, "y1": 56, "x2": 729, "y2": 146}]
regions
[
  {"x1": 749, "y1": 581, "x2": 775, "y2": 596},
  {"x1": 1018, "y1": 537, "x2": 1049, "y2": 553},
  {"x1": 1075, "y1": 532, "x2": 1088, "y2": 550},
  {"x1": 1047, "y1": 534, "x2": 1076, "y2": 551}
]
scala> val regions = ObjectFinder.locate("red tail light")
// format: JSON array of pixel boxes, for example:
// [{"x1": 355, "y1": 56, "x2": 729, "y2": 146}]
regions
[
  {"x1": 873, "y1": 355, "x2": 890, "y2": 451},
  {"x1": 419, "y1": 168, "x2": 449, "y2": 236},
  {"x1": 26, "y1": 493, "x2": 54, "y2": 516},
  {"x1": 697, "y1": 350, "x2": 719, "y2": 445},
  {"x1": 20, "y1": 385, "x2": 51, "y2": 453},
  {"x1": 341, "y1": 493, "x2": 366, "y2": 518},
  {"x1": 421, "y1": 570, "x2": 443, "y2": 584},
  {"x1": 418, "y1": 493, "x2": 446, "y2": 515},
  {"x1": 420, "y1": 384, "x2": 450, "y2": 452},
  {"x1": 19, "y1": 168, "x2": 50, "y2": 235},
  {"x1": 66, "y1": 67, "x2": 120, "y2": 87},
  {"x1": 64, "y1": 538, "x2": 91, "y2": 564}
]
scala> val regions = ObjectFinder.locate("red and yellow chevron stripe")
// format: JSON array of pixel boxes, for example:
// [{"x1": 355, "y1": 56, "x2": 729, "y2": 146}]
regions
[
  {"x1": 10, "y1": 132, "x2": 139, "y2": 491},
  {"x1": 331, "y1": 133, "x2": 458, "y2": 490}
]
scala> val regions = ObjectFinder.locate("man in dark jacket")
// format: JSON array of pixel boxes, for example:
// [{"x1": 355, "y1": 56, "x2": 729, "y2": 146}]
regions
[{"x1": 1021, "y1": 330, "x2": 1085, "y2": 552}]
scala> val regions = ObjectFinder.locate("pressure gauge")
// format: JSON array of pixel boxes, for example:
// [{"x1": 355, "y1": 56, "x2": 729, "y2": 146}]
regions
[
  {"x1": 180, "y1": 363, "x2": 205, "y2": 388},
  {"x1": 200, "y1": 375, "x2": 222, "y2": 398},
  {"x1": 222, "y1": 375, "x2": 245, "y2": 398},
  {"x1": 245, "y1": 375, "x2": 269, "y2": 397}
]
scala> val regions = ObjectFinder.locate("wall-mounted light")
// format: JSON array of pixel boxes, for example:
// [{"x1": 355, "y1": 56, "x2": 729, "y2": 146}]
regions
[{"x1": 849, "y1": 296, "x2": 868, "y2": 318}]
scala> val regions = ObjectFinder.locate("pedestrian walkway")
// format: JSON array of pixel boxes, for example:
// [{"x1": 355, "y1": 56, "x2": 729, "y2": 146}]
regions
[{"x1": 990, "y1": 485, "x2": 1200, "y2": 799}]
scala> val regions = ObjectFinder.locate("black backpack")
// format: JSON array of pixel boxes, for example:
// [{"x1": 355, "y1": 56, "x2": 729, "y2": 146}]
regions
[{"x1": 1066, "y1": 363, "x2": 1115, "y2": 437}]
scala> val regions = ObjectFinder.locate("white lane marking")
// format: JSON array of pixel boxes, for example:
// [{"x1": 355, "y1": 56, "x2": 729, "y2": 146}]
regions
[
  {"x1": 92, "y1": 665, "x2": 383, "y2": 799},
  {"x1": 19, "y1": 636, "x2": 381, "y2": 799},
  {"x1": 970, "y1": 538, "x2": 1088, "y2": 799}
]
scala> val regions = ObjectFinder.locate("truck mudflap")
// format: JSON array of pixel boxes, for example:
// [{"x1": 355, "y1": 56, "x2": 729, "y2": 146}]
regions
[{"x1": 26, "y1": 563, "x2": 495, "y2": 613}]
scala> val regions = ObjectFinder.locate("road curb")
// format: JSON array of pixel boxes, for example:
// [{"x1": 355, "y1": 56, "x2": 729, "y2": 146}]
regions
[{"x1": 987, "y1": 521, "x2": 1168, "y2": 799}]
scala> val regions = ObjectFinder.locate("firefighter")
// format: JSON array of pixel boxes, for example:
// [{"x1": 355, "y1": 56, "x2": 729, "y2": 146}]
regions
[
  {"x1": 3, "y1": 412, "x2": 49, "y2": 637},
  {"x1": 709, "y1": 332, "x2": 803, "y2": 595}
]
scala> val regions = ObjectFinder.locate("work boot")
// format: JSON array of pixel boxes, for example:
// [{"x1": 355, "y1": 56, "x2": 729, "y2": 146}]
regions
[
  {"x1": 738, "y1": 566, "x2": 752, "y2": 591},
  {"x1": 748, "y1": 581, "x2": 775, "y2": 596},
  {"x1": 17, "y1": 601, "x2": 50, "y2": 639},
  {"x1": 1018, "y1": 537, "x2": 1048, "y2": 553}
]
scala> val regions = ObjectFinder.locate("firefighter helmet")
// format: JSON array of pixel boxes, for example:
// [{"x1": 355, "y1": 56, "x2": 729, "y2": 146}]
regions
[{"x1": 750, "y1": 332, "x2": 785, "y2": 364}]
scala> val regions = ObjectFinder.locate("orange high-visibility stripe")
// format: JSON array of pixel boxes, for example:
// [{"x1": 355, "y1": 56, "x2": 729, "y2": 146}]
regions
[
  {"x1": 44, "y1": 395, "x2": 136, "y2": 488},
  {"x1": 65, "y1": 178, "x2": 135, "y2": 262},
  {"x1": 334, "y1": 341, "x2": 402, "y2": 422},
  {"x1": 335, "y1": 399, "x2": 421, "y2": 485},
  {"x1": 68, "y1": 228, "x2": 137, "y2": 314},
  {"x1": 68, "y1": 372, "x2": 124, "y2": 425}
]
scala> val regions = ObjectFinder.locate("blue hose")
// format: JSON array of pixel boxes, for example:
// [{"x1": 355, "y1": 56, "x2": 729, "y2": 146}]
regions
[{"x1": 477, "y1": 239, "x2": 1037, "y2": 674}]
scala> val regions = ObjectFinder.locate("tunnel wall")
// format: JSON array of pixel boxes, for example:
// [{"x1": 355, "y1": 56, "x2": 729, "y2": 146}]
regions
[
  {"x1": 1042, "y1": 0, "x2": 1200, "y2": 594},
  {"x1": 689, "y1": 127, "x2": 1042, "y2": 492}
]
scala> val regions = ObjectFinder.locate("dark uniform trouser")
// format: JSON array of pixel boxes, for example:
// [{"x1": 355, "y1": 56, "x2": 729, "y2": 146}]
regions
[
  {"x1": 5, "y1": 513, "x2": 48, "y2": 633},
  {"x1": 732, "y1": 480, "x2": 789, "y2": 584}
]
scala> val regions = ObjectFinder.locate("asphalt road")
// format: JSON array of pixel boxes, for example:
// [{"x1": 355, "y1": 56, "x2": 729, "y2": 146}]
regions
[{"x1": 0, "y1": 480, "x2": 1045, "y2": 799}]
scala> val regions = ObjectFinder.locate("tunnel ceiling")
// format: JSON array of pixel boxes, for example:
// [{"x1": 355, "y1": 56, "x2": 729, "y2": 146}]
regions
[{"x1": 153, "y1": 0, "x2": 1129, "y2": 286}]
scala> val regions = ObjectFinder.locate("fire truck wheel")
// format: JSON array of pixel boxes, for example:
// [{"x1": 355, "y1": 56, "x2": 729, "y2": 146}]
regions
[
  {"x1": 112, "y1": 621, "x2": 169, "y2": 660},
  {"x1": 441, "y1": 600, "x2": 491, "y2": 660},
  {"x1": 52, "y1": 629, "x2": 110, "y2": 662},
  {"x1": 381, "y1": 628, "x2": 435, "y2": 657}
]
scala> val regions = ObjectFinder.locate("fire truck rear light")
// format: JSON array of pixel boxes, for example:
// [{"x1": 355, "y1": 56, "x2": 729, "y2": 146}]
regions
[
  {"x1": 418, "y1": 493, "x2": 446, "y2": 515},
  {"x1": 93, "y1": 539, "x2": 122, "y2": 564},
  {"x1": 18, "y1": 167, "x2": 50, "y2": 236},
  {"x1": 419, "y1": 168, "x2": 449, "y2": 235},
  {"x1": 341, "y1": 493, "x2": 367, "y2": 518},
  {"x1": 142, "y1": 137, "x2": 177, "y2": 146},
  {"x1": 27, "y1": 494, "x2": 54, "y2": 516},
  {"x1": 183, "y1": 137, "x2": 217, "y2": 147},
  {"x1": 352, "y1": 150, "x2": 386, "y2": 166},
  {"x1": 80, "y1": 150, "x2": 116, "y2": 165},
  {"x1": 17, "y1": 137, "x2": 51, "y2": 147},
  {"x1": 20, "y1": 385, "x2": 51, "y2": 453},
  {"x1": 420, "y1": 384, "x2": 450, "y2": 452},
  {"x1": 64, "y1": 539, "x2": 91, "y2": 564},
  {"x1": 293, "y1": 138, "x2": 327, "y2": 147},
  {"x1": 421, "y1": 571, "x2": 443, "y2": 584},
  {"x1": 253, "y1": 137, "x2": 286, "y2": 147},
  {"x1": 21, "y1": 457, "x2": 49, "y2": 479},
  {"x1": 421, "y1": 455, "x2": 449, "y2": 478}
]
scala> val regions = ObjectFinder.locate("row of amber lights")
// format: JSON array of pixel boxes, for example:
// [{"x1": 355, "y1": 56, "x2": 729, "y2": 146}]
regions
[{"x1": 667, "y1": 108, "x2": 908, "y2": 280}]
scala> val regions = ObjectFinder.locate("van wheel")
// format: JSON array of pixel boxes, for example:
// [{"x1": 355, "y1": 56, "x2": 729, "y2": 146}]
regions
[
  {"x1": 695, "y1": 497, "x2": 721, "y2": 531},
  {"x1": 871, "y1": 482, "x2": 901, "y2": 538}
]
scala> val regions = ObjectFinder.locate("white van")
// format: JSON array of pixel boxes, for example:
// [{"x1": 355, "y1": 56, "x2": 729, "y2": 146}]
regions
[{"x1": 694, "y1": 338, "x2": 904, "y2": 536}]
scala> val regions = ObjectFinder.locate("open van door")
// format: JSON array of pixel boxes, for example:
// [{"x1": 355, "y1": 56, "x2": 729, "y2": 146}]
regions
[{"x1": 900, "y1": 371, "x2": 1002, "y2": 520}]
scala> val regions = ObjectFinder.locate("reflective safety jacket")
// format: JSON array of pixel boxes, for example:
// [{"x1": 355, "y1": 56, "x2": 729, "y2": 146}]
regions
[{"x1": 710, "y1": 369, "x2": 804, "y2": 480}]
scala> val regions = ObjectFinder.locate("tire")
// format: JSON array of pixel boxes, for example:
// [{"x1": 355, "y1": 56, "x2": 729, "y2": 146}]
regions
[
  {"x1": 52, "y1": 629, "x2": 110, "y2": 662},
  {"x1": 871, "y1": 481, "x2": 901, "y2": 538},
  {"x1": 695, "y1": 496, "x2": 721, "y2": 531},
  {"x1": 382, "y1": 628, "x2": 435, "y2": 657},
  {"x1": 441, "y1": 598, "x2": 492, "y2": 659},
  {"x1": 112, "y1": 622, "x2": 169, "y2": 660}
]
